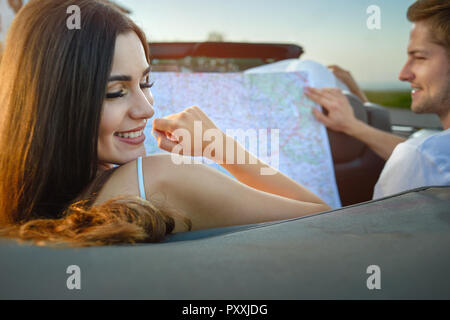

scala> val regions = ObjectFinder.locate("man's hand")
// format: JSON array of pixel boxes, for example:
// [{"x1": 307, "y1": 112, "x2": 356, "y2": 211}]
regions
[
  {"x1": 305, "y1": 87, "x2": 360, "y2": 135},
  {"x1": 305, "y1": 87, "x2": 406, "y2": 160},
  {"x1": 328, "y1": 65, "x2": 369, "y2": 103}
]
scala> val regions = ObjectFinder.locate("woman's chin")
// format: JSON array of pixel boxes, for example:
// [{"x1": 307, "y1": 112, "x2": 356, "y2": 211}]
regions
[
  {"x1": 117, "y1": 146, "x2": 147, "y2": 161},
  {"x1": 98, "y1": 148, "x2": 147, "y2": 169},
  {"x1": 120, "y1": 151, "x2": 147, "y2": 164}
]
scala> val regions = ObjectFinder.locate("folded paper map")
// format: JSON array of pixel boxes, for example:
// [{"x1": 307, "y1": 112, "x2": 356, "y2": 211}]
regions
[{"x1": 144, "y1": 71, "x2": 341, "y2": 208}]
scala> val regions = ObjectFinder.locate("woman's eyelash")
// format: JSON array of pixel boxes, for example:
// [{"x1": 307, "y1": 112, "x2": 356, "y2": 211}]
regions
[
  {"x1": 106, "y1": 81, "x2": 155, "y2": 99},
  {"x1": 106, "y1": 89, "x2": 127, "y2": 99},
  {"x1": 140, "y1": 81, "x2": 155, "y2": 89}
]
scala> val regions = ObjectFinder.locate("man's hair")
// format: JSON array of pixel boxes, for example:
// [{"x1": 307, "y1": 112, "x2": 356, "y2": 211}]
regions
[{"x1": 407, "y1": 0, "x2": 450, "y2": 51}]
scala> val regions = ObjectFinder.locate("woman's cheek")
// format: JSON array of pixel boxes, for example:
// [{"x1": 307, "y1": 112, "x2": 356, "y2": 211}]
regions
[{"x1": 99, "y1": 103, "x2": 124, "y2": 136}]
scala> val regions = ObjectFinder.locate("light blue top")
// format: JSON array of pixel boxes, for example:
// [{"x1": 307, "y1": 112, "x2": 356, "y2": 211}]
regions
[
  {"x1": 373, "y1": 129, "x2": 450, "y2": 199},
  {"x1": 137, "y1": 157, "x2": 147, "y2": 200}
]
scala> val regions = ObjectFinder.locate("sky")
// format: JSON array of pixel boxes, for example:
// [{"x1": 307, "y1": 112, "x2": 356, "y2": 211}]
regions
[{"x1": 115, "y1": 0, "x2": 416, "y2": 90}]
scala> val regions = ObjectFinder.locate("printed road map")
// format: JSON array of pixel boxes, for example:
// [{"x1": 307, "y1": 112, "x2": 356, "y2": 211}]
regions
[{"x1": 144, "y1": 72, "x2": 341, "y2": 208}]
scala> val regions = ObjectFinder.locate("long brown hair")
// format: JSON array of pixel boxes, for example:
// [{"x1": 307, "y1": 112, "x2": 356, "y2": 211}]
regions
[{"x1": 0, "y1": 0, "x2": 188, "y2": 246}]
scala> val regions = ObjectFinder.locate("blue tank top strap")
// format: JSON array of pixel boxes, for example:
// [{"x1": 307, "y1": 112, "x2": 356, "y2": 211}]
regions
[{"x1": 137, "y1": 157, "x2": 147, "y2": 200}]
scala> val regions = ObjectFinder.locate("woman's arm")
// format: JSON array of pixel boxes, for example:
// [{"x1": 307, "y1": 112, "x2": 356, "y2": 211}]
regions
[
  {"x1": 143, "y1": 154, "x2": 330, "y2": 232},
  {"x1": 152, "y1": 106, "x2": 328, "y2": 205},
  {"x1": 219, "y1": 135, "x2": 325, "y2": 203}
]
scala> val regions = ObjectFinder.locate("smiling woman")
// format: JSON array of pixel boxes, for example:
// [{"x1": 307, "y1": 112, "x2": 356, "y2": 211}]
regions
[
  {"x1": 0, "y1": 0, "x2": 179, "y2": 245},
  {"x1": 0, "y1": 0, "x2": 330, "y2": 247}
]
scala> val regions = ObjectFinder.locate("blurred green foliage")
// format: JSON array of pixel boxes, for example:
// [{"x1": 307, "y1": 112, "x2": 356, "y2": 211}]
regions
[{"x1": 364, "y1": 90, "x2": 412, "y2": 109}]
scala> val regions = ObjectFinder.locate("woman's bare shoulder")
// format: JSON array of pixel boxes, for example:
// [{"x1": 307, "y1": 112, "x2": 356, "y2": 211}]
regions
[{"x1": 92, "y1": 154, "x2": 175, "y2": 206}]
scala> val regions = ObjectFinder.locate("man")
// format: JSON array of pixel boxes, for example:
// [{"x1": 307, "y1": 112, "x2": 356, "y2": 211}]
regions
[{"x1": 305, "y1": 0, "x2": 450, "y2": 199}]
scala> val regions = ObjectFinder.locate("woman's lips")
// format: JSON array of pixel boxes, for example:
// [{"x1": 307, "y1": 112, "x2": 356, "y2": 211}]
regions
[
  {"x1": 115, "y1": 133, "x2": 146, "y2": 145},
  {"x1": 117, "y1": 125, "x2": 146, "y2": 134}
]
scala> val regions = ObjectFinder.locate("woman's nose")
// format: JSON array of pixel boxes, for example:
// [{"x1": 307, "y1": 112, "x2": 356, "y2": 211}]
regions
[{"x1": 130, "y1": 90, "x2": 155, "y2": 120}]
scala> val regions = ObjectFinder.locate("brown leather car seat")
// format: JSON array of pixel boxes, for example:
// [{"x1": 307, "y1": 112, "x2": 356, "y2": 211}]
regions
[{"x1": 327, "y1": 92, "x2": 391, "y2": 206}]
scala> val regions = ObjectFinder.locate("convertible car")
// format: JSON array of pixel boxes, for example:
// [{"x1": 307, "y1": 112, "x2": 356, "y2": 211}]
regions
[{"x1": 0, "y1": 41, "x2": 448, "y2": 300}]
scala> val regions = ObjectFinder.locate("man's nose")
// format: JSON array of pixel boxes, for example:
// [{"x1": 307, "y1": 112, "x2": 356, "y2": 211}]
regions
[{"x1": 398, "y1": 62, "x2": 414, "y2": 82}]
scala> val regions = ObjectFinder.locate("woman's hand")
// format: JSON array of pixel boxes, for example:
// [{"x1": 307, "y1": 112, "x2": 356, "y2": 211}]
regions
[{"x1": 152, "y1": 106, "x2": 226, "y2": 160}]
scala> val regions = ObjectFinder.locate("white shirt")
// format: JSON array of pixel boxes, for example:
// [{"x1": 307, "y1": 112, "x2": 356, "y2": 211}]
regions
[{"x1": 373, "y1": 129, "x2": 450, "y2": 199}]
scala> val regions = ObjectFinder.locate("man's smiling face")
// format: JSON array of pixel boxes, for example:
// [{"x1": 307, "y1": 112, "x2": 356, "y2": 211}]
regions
[{"x1": 398, "y1": 21, "x2": 450, "y2": 120}]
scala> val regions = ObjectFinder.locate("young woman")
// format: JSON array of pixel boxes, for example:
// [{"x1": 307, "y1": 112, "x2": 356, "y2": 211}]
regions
[{"x1": 0, "y1": 0, "x2": 330, "y2": 247}]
